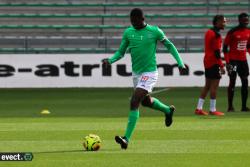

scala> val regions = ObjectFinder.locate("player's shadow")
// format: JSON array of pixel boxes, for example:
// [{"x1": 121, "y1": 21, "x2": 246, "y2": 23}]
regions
[
  {"x1": 197, "y1": 116, "x2": 225, "y2": 119},
  {"x1": 34, "y1": 148, "x2": 119, "y2": 154},
  {"x1": 34, "y1": 149, "x2": 83, "y2": 154}
]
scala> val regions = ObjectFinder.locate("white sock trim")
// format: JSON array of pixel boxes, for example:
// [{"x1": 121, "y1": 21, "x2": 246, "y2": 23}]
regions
[
  {"x1": 210, "y1": 99, "x2": 216, "y2": 112},
  {"x1": 197, "y1": 98, "x2": 205, "y2": 110}
]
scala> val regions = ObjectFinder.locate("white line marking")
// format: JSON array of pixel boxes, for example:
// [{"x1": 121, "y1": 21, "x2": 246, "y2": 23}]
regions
[
  {"x1": 128, "y1": 88, "x2": 170, "y2": 100},
  {"x1": 150, "y1": 88, "x2": 170, "y2": 95}
]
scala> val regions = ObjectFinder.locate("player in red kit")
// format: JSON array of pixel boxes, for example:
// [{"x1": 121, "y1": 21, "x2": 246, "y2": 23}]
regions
[
  {"x1": 223, "y1": 13, "x2": 250, "y2": 112},
  {"x1": 195, "y1": 15, "x2": 226, "y2": 116}
]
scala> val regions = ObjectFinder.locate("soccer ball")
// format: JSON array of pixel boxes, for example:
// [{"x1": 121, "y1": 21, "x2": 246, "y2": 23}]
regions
[{"x1": 83, "y1": 134, "x2": 101, "y2": 151}]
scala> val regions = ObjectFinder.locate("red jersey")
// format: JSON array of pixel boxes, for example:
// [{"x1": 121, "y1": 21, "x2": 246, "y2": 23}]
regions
[
  {"x1": 224, "y1": 27, "x2": 250, "y2": 63},
  {"x1": 204, "y1": 28, "x2": 224, "y2": 68}
]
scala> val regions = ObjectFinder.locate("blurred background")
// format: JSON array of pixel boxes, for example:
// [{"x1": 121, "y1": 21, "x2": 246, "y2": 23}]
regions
[{"x1": 0, "y1": 0, "x2": 248, "y2": 54}]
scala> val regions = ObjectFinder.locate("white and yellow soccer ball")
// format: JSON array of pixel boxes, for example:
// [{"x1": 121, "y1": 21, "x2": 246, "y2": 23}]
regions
[{"x1": 83, "y1": 134, "x2": 101, "y2": 151}]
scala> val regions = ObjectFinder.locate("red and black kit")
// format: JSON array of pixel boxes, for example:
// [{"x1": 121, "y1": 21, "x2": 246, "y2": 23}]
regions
[{"x1": 204, "y1": 28, "x2": 224, "y2": 79}]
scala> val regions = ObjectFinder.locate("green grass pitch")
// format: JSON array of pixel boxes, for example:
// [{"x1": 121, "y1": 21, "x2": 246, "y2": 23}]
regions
[{"x1": 0, "y1": 87, "x2": 250, "y2": 167}]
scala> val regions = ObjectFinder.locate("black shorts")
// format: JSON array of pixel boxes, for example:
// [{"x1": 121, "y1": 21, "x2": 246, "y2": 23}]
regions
[
  {"x1": 228, "y1": 60, "x2": 249, "y2": 78},
  {"x1": 205, "y1": 64, "x2": 221, "y2": 79}
]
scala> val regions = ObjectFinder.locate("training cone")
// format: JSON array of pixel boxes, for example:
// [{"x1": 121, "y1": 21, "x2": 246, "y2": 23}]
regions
[{"x1": 41, "y1": 109, "x2": 50, "y2": 115}]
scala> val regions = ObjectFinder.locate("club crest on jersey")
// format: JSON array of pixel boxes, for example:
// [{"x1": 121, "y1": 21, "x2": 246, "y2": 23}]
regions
[{"x1": 130, "y1": 34, "x2": 143, "y2": 40}]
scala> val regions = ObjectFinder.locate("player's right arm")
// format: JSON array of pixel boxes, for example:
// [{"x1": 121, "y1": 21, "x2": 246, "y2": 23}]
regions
[
  {"x1": 247, "y1": 31, "x2": 250, "y2": 54},
  {"x1": 223, "y1": 31, "x2": 233, "y2": 74},
  {"x1": 102, "y1": 30, "x2": 129, "y2": 65},
  {"x1": 223, "y1": 32, "x2": 231, "y2": 64}
]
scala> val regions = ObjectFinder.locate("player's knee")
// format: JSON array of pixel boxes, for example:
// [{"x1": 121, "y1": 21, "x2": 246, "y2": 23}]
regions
[
  {"x1": 204, "y1": 85, "x2": 210, "y2": 91},
  {"x1": 141, "y1": 97, "x2": 153, "y2": 107},
  {"x1": 210, "y1": 87, "x2": 217, "y2": 97},
  {"x1": 211, "y1": 91, "x2": 217, "y2": 97},
  {"x1": 130, "y1": 96, "x2": 141, "y2": 110},
  {"x1": 229, "y1": 78, "x2": 236, "y2": 87},
  {"x1": 241, "y1": 77, "x2": 248, "y2": 88}
]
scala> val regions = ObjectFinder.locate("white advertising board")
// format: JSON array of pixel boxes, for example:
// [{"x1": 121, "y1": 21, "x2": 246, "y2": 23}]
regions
[{"x1": 0, "y1": 53, "x2": 248, "y2": 88}]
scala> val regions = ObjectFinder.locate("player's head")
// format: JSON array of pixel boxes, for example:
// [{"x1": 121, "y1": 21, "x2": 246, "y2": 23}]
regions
[
  {"x1": 238, "y1": 13, "x2": 249, "y2": 27},
  {"x1": 130, "y1": 8, "x2": 145, "y2": 29},
  {"x1": 213, "y1": 15, "x2": 226, "y2": 30}
]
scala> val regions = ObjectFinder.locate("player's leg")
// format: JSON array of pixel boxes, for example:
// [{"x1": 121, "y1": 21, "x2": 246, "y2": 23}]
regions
[
  {"x1": 200, "y1": 78, "x2": 211, "y2": 98},
  {"x1": 141, "y1": 95, "x2": 175, "y2": 127},
  {"x1": 116, "y1": 71, "x2": 156, "y2": 149},
  {"x1": 195, "y1": 67, "x2": 213, "y2": 115},
  {"x1": 240, "y1": 76, "x2": 249, "y2": 110},
  {"x1": 239, "y1": 61, "x2": 249, "y2": 111},
  {"x1": 141, "y1": 95, "x2": 171, "y2": 114},
  {"x1": 126, "y1": 88, "x2": 147, "y2": 140},
  {"x1": 227, "y1": 61, "x2": 237, "y2": 112},
  {"x1": 228, "y1": 75, "x2": 236, "y2": 111},
  {"x1": 209, "y1": 79, "x2": 224, "y2": 115},
  {"x1": 116, "y1": 71, "x2": 161, "y2": 149},
  {"x1": 139, "y1": 71, "x2": 175, "y2": 126},
  {"x1": 240, "y1": 76, "x2": 249, "y2": 111},
  {"x1": 115, "y1": 88, "x2": 147, "y2": 149},
  {"x1": 204, "y1": 65, "x2": 224, "y2": 116},
  {"x1": 124, "y1": 72, "x2": 159, "y2": 137},
  {"x1": 195, "y1": 79, "x2": 210, "y2": 115}
]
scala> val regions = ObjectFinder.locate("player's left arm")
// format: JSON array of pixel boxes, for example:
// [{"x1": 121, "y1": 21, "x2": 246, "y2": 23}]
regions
[
  {"x1": 212, "y1": 34, "x2": 225, "y2": 74},
  {"x1": 223, "y1": 32, "x2": 231, "y2": 64},
  {"x1": 161, "y1": 38, "x2": 185, "y2": 68},
  {"x1": 247, "y1": 33, "x2": 250, "y2": 55},
  {"x1": 212, "y1": 34, "x2": 224, "y2": 68},
  {"x1": 214, "y1": 49, "x2": 223, "y2": 67},
  {"x1": 156, "y1": 27, "x2": 185, "y2": 68},
  {"x1": 156, "y1": 27, "x2": 187, "y2": 74}
]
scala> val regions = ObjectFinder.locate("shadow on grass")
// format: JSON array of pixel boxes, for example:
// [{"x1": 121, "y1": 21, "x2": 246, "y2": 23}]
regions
[
  {"x1": 34, "y1": 148, "x2": 121, "y2": 154},
  {"x1": 34, "y1": 149, "x2": 83, "y2": 154},
  {"x1": 196, "y1": 116, "x2": 225, "y2": 119}
]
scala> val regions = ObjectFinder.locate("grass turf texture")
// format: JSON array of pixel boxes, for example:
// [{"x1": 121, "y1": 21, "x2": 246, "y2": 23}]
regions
[{"x1": 0, "y1": 87, "x2": 250, "y2": 167}]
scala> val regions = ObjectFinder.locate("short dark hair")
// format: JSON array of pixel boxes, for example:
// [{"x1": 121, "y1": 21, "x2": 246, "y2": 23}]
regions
[
  {"x1": 130, "y1": 8, "x2": 144, "y2": 18},
  {"x1": 238, "y1": 13, "x2": 249, "y2": 20},
  {"x1": 213, "y1": 15, "x2": 225, "y2": 25}
]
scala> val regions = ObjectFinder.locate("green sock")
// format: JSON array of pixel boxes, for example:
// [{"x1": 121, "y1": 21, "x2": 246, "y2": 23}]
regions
[
  {"x1": 124, "y1": 110, "x2": 139, "y2": 142},
  {"x1": 152, "y1": 97, "x2": 170, "y2": 114}
]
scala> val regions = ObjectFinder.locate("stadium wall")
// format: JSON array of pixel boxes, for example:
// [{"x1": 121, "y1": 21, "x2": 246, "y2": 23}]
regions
[{"x1": 0, "y1": 53, "x2": 247, "y2": 88}]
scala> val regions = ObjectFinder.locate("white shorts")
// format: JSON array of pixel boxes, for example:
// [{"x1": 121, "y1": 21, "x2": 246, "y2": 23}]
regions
[{"x1": 132, "y1": 71, "x2": 158, "y2": 93}]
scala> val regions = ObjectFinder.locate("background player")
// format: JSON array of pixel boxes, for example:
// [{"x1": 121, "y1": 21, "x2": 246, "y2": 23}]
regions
[
  {"x1": 195, "y1": 15, "x2": 226, "y2": 116},
  {"x1": 102, "y1": 8, "x2": 186, "y2": 149},
  {"x1": 223, "y1": 13, "x2": 250, "y2": 112}
]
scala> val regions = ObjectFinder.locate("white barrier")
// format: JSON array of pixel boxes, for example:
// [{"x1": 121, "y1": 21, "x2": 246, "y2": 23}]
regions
[{"x1": 0, "y1": 53, "x2": 248, "y2": 88}]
